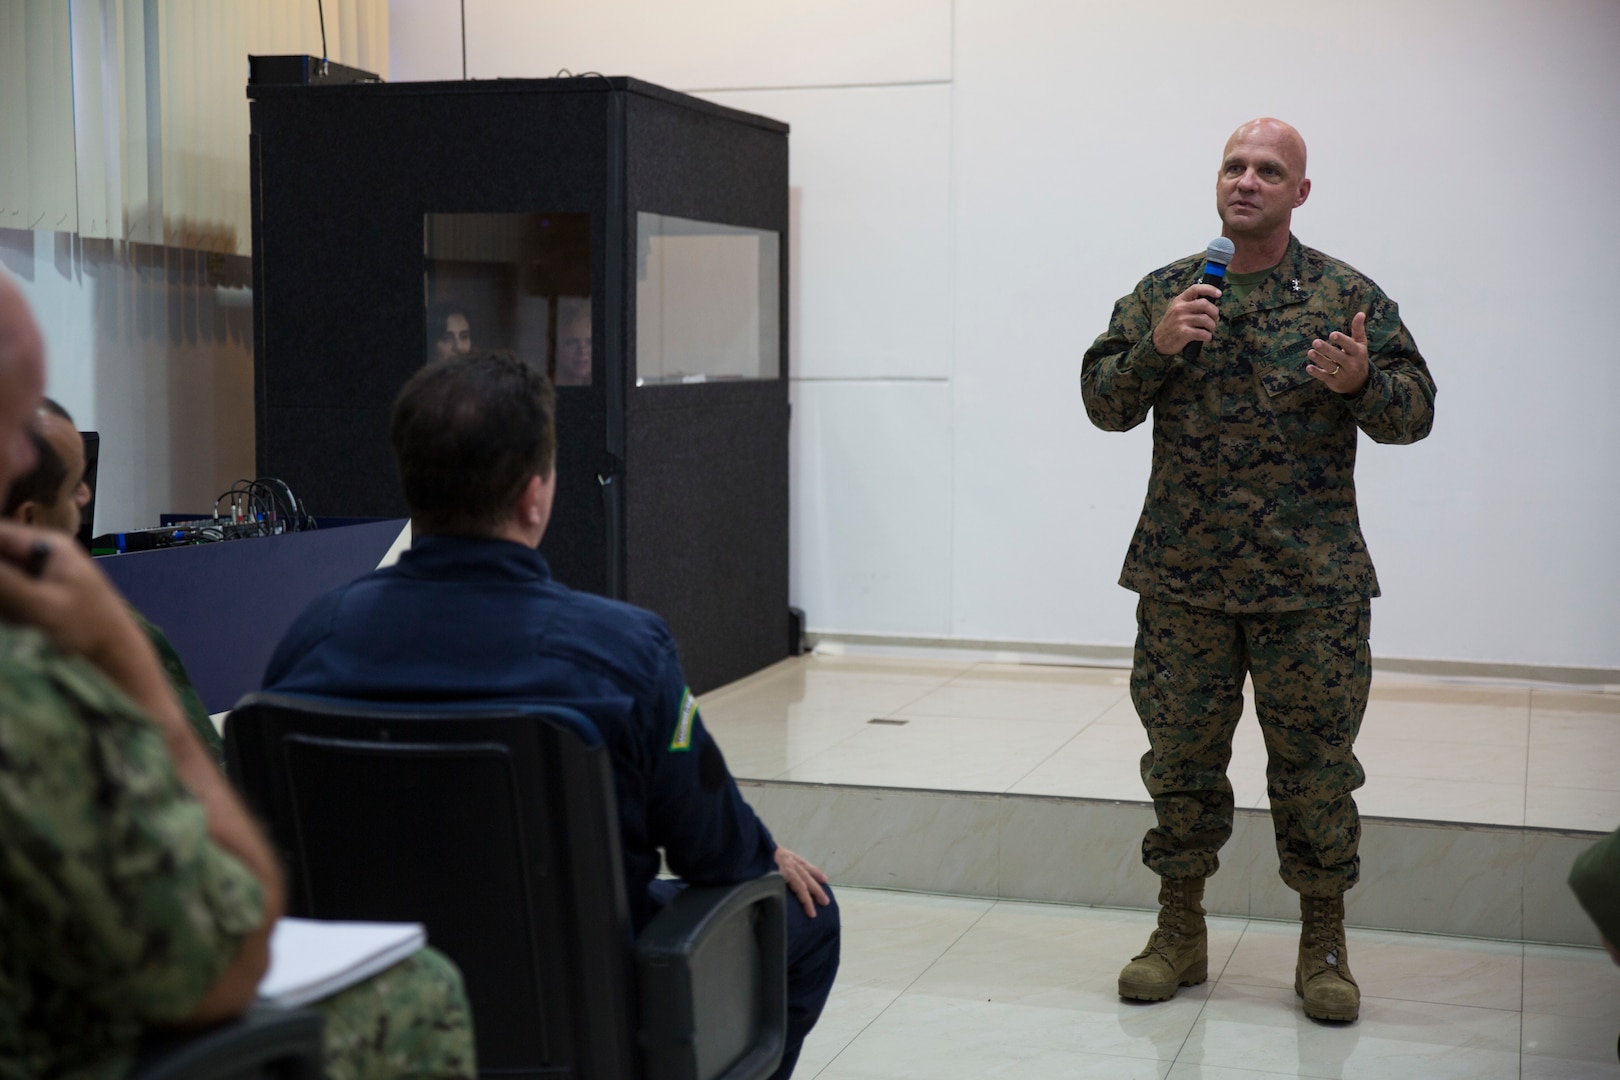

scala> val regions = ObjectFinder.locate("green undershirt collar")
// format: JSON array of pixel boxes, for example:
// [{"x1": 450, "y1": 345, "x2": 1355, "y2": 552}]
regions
[{"x1": 1221, "y1": 263, "x2": 1279, "y2": 303}]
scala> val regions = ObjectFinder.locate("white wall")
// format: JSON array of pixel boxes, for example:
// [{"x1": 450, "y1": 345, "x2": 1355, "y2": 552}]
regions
[
  {"x1": 948, "y1": 0, "x2": 1620, "y2": 673},
  {"x1": 0, "y1": 230, "x2": 256, "y2": 535},
  {"x1": 389, "y1": 0, "x2": 1619, "y2": 673}
]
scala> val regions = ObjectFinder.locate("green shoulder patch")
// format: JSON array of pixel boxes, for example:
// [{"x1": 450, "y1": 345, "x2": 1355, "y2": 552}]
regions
[{"x1": 669, "y1": 688, "x2": 699, "y2": 752}]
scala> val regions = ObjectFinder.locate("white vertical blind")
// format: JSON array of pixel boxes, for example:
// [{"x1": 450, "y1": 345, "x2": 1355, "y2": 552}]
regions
[
  {"x1": 0, "y1": 0, "x2": 78, "y2": 233},
  {"x1": 2, "y1": 0, "x2": 388, "y2": 254}
]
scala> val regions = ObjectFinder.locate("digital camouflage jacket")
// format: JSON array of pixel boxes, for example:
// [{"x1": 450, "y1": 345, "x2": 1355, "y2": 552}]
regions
[
  {"x1": 1081, "y1": 234, "x2": 1436, "y2": 613},
  {"x1": 0, "y1": 622, "x2": 263, "y2": 1078},
  {"x1": 0, "y1": 620, "x2": 477, "y2": 1079}
]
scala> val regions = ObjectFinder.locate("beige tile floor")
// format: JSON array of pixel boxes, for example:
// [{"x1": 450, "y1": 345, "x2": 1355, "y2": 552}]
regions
[
  {"x1": 700, "y1": 652, "x2": 1620, "y2": 832},
  {"x1": 799, "y1": 886, "x2": 1620, "y2": 1080}
]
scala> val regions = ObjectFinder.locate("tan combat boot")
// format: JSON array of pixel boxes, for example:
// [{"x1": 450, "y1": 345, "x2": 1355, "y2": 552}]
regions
[
  {"x1": 1118, "y1": 877, "x2": 1208, "y2": 1001},
  {"x1": 1296, "y1": 893, "x2": 1359, "y2": 1022}
]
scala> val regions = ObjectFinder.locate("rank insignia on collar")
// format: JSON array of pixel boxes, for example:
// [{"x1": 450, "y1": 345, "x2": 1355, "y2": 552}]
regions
[{"x1": 1290, "y1": 279, "x2": 1302, "y2": 293}]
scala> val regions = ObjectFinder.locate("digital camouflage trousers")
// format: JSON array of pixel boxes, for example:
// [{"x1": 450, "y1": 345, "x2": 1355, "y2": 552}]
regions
[
  {"x1": 1131, "y1": 596, "x2": 1371, "y2": 898},
  {"x1": 317, "y1": 946, "x2": 477, "y2": 1080}
]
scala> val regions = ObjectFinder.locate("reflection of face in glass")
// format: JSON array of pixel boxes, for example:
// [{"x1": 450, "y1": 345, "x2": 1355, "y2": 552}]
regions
[
  {"x1": 555, "y1": 311, "x2": 591, "y2": 386},
  {"x1": 433, "y1": 313, "x2": 473, "y2": 362}
]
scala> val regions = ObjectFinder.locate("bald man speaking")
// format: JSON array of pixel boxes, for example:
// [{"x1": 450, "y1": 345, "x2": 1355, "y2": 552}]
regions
[{"x1": 1081, "y1": 119, "x2": 1436, "y2": 1022}]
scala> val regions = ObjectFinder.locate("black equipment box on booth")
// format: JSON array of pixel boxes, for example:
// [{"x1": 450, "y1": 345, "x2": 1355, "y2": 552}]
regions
[{"x1": 248, "y1": 76, "x2": 791, "y2": 694}]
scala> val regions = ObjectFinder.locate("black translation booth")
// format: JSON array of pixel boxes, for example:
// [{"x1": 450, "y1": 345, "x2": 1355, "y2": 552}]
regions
[{"x1": 248, "y1": 74, "x2": 791, "y2": 693}]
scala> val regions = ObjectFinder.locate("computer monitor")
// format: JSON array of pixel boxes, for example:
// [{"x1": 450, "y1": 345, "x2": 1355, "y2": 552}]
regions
[{"x1": 76, "y1": 431, "x2": 99, "y2": 552}]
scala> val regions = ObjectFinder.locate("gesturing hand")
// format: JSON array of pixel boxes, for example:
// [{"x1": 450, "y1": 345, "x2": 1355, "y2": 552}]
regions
[
  {"x1": 1151, "y1": 283, "x2": 1222, "y2": 356},
  {"x1": 1307, "y1": 310, "x2": 1371, "y2": 395},
  {"x1": 775, "y1": 845, "x2": 831, "y2": 918}
]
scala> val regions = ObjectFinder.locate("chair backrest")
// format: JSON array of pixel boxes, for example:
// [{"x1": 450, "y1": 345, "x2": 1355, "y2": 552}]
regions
[{"x1": 227, "y1": 692, "x2": 640, "y2": 1079}]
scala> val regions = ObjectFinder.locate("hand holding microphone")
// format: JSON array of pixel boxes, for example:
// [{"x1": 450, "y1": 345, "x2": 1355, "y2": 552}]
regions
[{"x1": 1152, "y1": 237, "x2": 1234, "y2": 360}]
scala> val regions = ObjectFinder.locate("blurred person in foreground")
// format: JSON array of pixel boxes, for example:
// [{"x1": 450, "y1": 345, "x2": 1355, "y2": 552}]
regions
[
  {"x1": 1570, "y1": 826, "x2": 1620, "y2": 1061},
  {"x1": 1571, "y1": 826, "x2": 1620, "y2": 966},
  {"x1": 2, "y1": 397, "x2": 225, "y2": 763},
  {"x1": 264, "y1": 349, "x2": 840, "y2": 1078},
  {"x1": 0, "y1": 270, "x2": 476, "y2": 1078}
]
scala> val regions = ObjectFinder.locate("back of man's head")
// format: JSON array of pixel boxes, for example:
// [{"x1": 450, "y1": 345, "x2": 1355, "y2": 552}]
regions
[
  {"x1": 3, "y1": 400, "x2": 86, "y2": 534},
  {"x1": 391, "y1": 350, "x2": 556, "y2": 537},
  {"x1": 1, "y1": 426, "x2": 66, "y2": 520},
  {"x1": 39, "y1": 397, "x2": 73, "y2": 425}
]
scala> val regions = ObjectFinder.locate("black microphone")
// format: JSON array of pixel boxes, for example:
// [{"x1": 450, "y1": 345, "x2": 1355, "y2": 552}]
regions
[{"x1": 1182, "y1": 236, "x2": 1235, "y2": 362}]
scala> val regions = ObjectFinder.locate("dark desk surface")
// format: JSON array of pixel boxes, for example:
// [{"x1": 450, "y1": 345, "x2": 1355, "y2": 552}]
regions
[{"x1": 98, "y1": 519, "x2": 407, "y2": 714}]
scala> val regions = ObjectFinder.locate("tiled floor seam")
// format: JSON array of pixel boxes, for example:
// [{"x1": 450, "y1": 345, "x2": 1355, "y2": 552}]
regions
[
  {"x1": 814, "y1": 898, "x2": 1000, "y2": 1077},
  {"x1": 1000, "y1": 725, "x2": 1091, "y2": 794},
  {"x1": 1519, "y1": 687, "x2": 1534, "y2": 843},
  {"x1": 1168, "y1": 916, "x2": 1254, "y2": 1075},
  {"x1": 1515, "y1": 996, "x2": 1525, "y2": 1080},
  {"x1": 763, "y1": 723, "x2": 875, "y2": 781},
  {"x1": 881, "y1": 679, "x2": 959, "y2": 721},
  {"x1": 1518, "y1": 932, "x2": 1528, "y2": 1080}
]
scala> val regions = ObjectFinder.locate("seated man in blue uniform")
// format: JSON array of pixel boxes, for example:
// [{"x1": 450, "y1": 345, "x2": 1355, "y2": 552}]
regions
[{"x1": 263, "y1": 349, "x2": 840, "y2": 1079}]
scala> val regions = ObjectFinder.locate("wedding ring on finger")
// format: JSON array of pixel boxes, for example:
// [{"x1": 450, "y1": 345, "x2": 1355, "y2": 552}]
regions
[{"x1": 1327, "y1": 363, "x2": 1341, "y2": 376}]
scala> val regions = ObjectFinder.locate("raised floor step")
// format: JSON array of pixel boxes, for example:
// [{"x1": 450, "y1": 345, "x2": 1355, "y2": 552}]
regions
[{"x1": 743, "y1": 780, "x2": 1604, "y2": 947}]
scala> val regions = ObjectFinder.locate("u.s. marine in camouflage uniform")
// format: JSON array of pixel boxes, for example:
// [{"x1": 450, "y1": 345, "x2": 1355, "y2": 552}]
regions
[
  {"x1": 1081, "y1": 118, "x2": 1435, "y2": 1022},
  {"x1": 0, "y1": 271, "x2": 476, "y2": 1078}
]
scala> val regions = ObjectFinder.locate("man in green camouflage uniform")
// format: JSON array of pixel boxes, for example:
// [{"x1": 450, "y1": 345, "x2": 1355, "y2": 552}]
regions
[
  {"x1": 1081, "y1": 118, "x2": 1436, "y2": 1022},
  {"x1": 0, "y1": 272, "x2": 476, "y2": 1077},
  {"x1": 3, "y1": 399, "x2": 226, "y2": 763}
]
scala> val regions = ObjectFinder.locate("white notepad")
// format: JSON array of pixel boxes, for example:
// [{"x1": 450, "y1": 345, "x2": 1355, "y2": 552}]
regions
[{"x1": 258, "y1": 917, "x2": 427, "y2": 1008}]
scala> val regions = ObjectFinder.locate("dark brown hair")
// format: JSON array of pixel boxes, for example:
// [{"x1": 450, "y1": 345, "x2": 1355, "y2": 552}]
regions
[
  {"x1": 390, "y1": 350, "x2": 555, "y2": 536},
  {"x1": 2, "y1": 425, "x2": 66, "y2": 517}
]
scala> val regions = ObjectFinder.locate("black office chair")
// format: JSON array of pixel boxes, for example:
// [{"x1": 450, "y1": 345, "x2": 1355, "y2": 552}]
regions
[
  {"x1": 128, "y1": 1005, "x2": 324, "y2": 1079},
  {"x1": 225, "y1": 693, "x2": 787, "y2": 1080}
]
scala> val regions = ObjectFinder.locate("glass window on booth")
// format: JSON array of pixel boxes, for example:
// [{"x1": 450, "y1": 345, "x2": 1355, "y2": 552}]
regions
[{"x1": 422, "y1": 213, "x2": 593, "y2": 387}]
